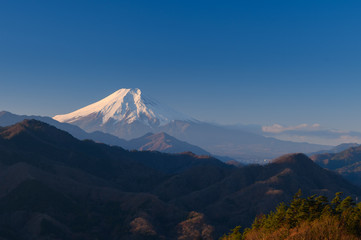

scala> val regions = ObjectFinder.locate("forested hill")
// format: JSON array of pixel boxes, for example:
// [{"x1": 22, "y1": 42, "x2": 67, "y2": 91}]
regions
[
  {"x1": 0, "y1": 120, "x2": 360, "y2": 239},
  {"x1": 221, "y1": 191, "x2": 361, "y2": 240}
]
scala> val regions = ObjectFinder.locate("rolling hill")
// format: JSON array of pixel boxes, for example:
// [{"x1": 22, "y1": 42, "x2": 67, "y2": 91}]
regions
[
  {"x1": 311, "y1": 145, "x2": 361, "y2": 186},
  {"x1": 0, "y1": 119, "x2": 358, "y2": 239}
]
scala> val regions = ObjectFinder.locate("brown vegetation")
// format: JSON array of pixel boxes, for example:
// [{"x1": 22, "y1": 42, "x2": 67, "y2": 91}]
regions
[{"x1": 221, "y1": 192, "x2": 361, "y2": 240}]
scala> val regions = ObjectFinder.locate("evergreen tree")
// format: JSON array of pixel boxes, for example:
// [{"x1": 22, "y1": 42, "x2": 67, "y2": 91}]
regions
[{"x1": 220, "y1": 192, "x2": 361, "y2": 240}]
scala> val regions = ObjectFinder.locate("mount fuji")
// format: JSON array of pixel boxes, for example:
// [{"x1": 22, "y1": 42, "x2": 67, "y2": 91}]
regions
[
  {"x1": 54, "y1": 88, "x2": 194, "y2": 139},
  {"x1": 54, "y1": 88, "x2": 331, "y2": 163}
]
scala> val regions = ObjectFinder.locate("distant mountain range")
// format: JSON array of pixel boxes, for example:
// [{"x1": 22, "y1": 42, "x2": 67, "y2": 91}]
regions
[
  {"x1": 255, "y1": 123, "x2": 361, "y2": 146},
  {"x1": 0, "y1": 119, "x2": 358, "y2": 239},
  {"x1": 311, "y1": 144, "x2": 361, "y2": 186},
  {"x1": 309, "y1": 143, "x2": 359, "y2": 156},
  {"x1": 0, "y1": 110, "x2": 127, "y2": 145},
  {"x1": 0, "y1": 111, "x2": 211, "y2": 154},
  {"x1": 52, "y1": 88, "x2": 331, "y2": 163}
]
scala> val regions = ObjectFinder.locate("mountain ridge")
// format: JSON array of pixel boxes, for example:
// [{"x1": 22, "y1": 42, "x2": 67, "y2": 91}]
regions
[
  {"x1": 311, "y1": 145, "x2": 361, "y2": 186},
  {"x1": 51, "y1": 89, "x2": 331, "y2": 162},
  {"x1": 0, "y1": 119, "x2": 359, "y2": 239},
  {"x1": 0, "y1": 111, "x2": 215, "y2": 157},
  {"x1": 124, "y1": 131, "x2": 211, "y2": 156}
]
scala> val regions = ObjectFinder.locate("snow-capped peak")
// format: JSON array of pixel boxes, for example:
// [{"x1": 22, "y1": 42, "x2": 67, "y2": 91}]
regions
[{"x1": 53, "y1": 88, "x2": 191, "y2": 126}]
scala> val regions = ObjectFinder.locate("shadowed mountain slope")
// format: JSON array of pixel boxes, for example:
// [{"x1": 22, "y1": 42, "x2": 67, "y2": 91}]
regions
[
  {"x1": 159, "y1": 153, "x2": 360, "y2": 235},
  {"x1": 0, "y1": 111, "x2": 212, "y2": 156},
  {"x1": 124, "y1": 132, "x2": 211, "y2": 155},
  {"x1": 0, "y1": 110, "x2": 128, "y2": 146},
  {"x1": 311, "y1": 145, "x2": 361, "y2": 186},
  {"x1": 52, "y1": 89, "x2": 331, "y2": 163},
  {"x1": 309, "y1": 143, "x2": 359, "y2": 156},
  {"x1": 0, "y1": 120, "x2": 226, "y2": 239},
  {"x1": 1, "y1": 110, "x2": 331, "y2": 164},
  {"x1": 0, "y1": 120, "x2": 359, "y2": 239}
]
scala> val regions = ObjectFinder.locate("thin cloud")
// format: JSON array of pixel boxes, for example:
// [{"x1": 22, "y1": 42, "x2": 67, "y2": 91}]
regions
[
  {"x1": 339, "y1": 135, "x2": 361, "y2": 144},
  {"x1": 262, "y1": 123, "x2": 321, "y2": 133}
]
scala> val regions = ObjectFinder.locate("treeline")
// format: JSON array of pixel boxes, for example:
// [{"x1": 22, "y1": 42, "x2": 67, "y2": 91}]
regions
[{"x1": 221, "y1": 190, "x2": 361, "y2": 240}]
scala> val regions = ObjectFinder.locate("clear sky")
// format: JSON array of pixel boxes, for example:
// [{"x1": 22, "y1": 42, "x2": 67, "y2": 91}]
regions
[{"x1": 1, "y1": 0, "x2": 361, "y2": 131}]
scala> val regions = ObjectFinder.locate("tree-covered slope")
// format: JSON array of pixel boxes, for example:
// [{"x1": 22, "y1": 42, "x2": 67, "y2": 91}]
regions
[
  {"x1": 0, "y1": 120, "x2": 359, "y2": 239},
  {"x1": 221, "y1": 191, "x2": 361, "y2": 240},
  {"x1": 311, "y1": 145, "x2": 361, "y2": 186}
]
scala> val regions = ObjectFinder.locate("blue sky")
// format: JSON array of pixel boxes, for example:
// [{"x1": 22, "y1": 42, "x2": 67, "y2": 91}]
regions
[{"x1": 1, "y1": 0, "x2": 361, "y2": 131}]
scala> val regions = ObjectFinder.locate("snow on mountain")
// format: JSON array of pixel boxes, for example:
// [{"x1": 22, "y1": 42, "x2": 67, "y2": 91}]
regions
[
  {"x1": 52, "y1": 88, "x2": 330, "y2": 161},
  {"x1": 54, "y1": 88, "x2": 192, "y2": 129}
]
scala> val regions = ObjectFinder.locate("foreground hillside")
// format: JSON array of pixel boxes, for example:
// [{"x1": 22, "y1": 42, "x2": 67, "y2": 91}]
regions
[
  {"x1": 0, "y1": 120, "x2": 359, "y2": 239},
  {"x1": 221, "y1": 192, "x2": 361, "y2": 240}
]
